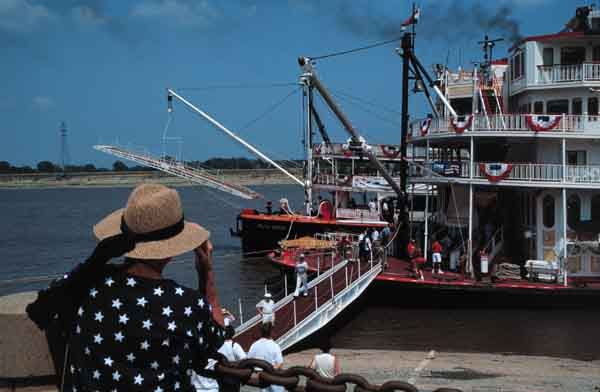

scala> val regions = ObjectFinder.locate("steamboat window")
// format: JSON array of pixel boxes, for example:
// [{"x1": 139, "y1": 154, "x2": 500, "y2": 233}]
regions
[
  {"x1": 567, "y1": 194, "x2": 581, "y2": 228},
  {"x1": 543, "y1": 47, "x2": 554, "y2": 66},
  {"x1": 572, "y1": 98, "x2": 582, "y2": 115},
  {"x1": 547, "y1": 99, "x2": 569, "y2": 114},
  {"x1": 560, "y1": 47, "x2": 586, "y2": 65},
  {"x1": 512, "y1": 51, "x2": 524, "y2": 79},
  {"x1": 543, "y1": 195, "x2": 555, "y2": 228},
  {"x1": 567, "y1": 150, "x2": 586, "y2": 165},
  {"x1": 534, "y1": 101, "x2": 544, "y2": 114},
  {"x1": 592, "y1": 195, "x2": 600, "y2": 221},
  {"x1": 594, "y1": 46, "x2": 600, "y2": 62},
  {"x1": 589, "y1": 97, "x2": 599, "y2": 116}
]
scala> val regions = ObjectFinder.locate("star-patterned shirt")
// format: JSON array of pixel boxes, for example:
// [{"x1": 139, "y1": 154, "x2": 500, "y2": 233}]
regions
[{"x1": 63, "y1": 267, "x2": 224, "y2": 392}]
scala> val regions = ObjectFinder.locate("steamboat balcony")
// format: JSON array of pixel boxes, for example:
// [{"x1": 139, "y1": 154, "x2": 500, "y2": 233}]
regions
[
  {"x1": 409, "y1": 113, "x2": 600, "y2": 140},
  {"x1": 535, "y1": 63, "x2": 600, "y2": 86},
  {"x1": 411, "y1": 161, "x2": 600, "y2": 189}
]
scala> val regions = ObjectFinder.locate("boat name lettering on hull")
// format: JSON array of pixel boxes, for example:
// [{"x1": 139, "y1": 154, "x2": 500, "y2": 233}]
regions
[{"x1": 257, "y1": 223, "x2": 288, "y2": 231}]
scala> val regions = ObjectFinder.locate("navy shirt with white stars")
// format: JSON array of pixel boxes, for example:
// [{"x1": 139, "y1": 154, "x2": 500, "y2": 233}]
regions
[{"x1": 63, "y1": 267, "x2": 225, "y2": 392}]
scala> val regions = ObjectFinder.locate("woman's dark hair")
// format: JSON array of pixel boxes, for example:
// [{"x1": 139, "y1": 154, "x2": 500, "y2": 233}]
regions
[
  {"x1": 319, "y1": 339, "x2": 331, "y2": 353},
  {"x1": 260, "y1": 322, "x2": 272, "y2": 338},
  {"x1": 225, "y1": 326, "x2": 235, "y2": 340}
]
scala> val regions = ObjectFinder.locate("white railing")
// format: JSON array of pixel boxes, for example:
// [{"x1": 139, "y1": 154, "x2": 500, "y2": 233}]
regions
[
  {"x1": 409, "y1": 114, "x2": 600, "y2": 136},
  {"x1": 415, "y1": 161, "x2": 600, "y2": 185},
  {"x1": 536, "y1": 63, "x2": 600, "y2": 84}
]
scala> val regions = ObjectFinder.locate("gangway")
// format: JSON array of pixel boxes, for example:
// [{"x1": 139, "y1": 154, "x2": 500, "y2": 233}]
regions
[
  {"x1": 234, "y1": 248, "x2": 382, "y2": 351},
  {"x1": 93, "y1": 145, "x2": 262, "y2": 200}
]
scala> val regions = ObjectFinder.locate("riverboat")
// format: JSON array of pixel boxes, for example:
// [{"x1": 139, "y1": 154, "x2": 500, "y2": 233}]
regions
[{"x1": 269, "y1": 6, "x2": 600, "y2": 305}]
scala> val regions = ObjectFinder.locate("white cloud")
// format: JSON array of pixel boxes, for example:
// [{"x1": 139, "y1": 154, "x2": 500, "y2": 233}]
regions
[
  {"x1": 131, "y1": 0, "x2": 220, "y2": 28},
  {"x1": 0, "y1": 0, "x2": 54, "y2": 33},
  {"x1": 32, "y1": 96, "x2": 53, "y2": 110}
]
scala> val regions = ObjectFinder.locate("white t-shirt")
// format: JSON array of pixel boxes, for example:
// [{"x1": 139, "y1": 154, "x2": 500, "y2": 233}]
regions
[
  {"x1": 256, "y1": 299, "x2": 275, "y2": 323},
  {"x1": 371, "y1": 230, "x2": 380, "y2": 242},
  {"x1": 368, "y1": 201, "x2": 376, "y2": 212},
  {"x1": 313, "y1": 353, "x2": 336, "y2": 378},
  {"x1": 248, "y1": 338, "x2": 284, "y2": 392},
  {"x1": 219, "y1": 340, "x2": 247, "y2": 362},
  {"x1": 296, "y1": 260, "x2": 308, "y2": 275},
  {"x1": 191, "y1": 359, "x2": 218, "y2": 392}
]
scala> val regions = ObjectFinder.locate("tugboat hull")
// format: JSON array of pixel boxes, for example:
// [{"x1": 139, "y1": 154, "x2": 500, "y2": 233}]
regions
[{"x1": 232, "y1": 209, "x2": 388, "y2": 257}]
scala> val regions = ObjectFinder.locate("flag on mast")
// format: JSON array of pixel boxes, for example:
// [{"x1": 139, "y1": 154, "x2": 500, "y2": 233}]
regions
[{"x1": 401, "y1": 7, "x2": 420, "y2": 30}]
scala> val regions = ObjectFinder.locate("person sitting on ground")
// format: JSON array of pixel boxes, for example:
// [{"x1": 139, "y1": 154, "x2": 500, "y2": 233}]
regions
[
  {"x1": 309, "y1": 341, "x2": 341, "y2": 378},
  {"x1": 431, "y1": 238, "x2": 444, "y2": 274},
  {"x1": 248, "y1": 323, "x2": 284, "y2": 392},
  {"x1": 256, "y1": 292, "x2": 275, "y2": 325},
  {"x1": 26, "y1": 183, "x2": 226, "y2": 392},
  {"x1": 294, "y1": 253, "x2": 309, "y2": 297}
]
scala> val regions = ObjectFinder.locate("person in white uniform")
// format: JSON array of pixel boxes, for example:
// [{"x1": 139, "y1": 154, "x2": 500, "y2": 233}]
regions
[
  {"x1": 248, "y1": 323, "x2": 284, "y2": 392},
  {"x1": 192, "y1": 326, "x2": 247, "y2": 392},
  {"x1": 256, "y1": 292, "x2": 275, "y2": 325},
  {"x1": 309, "y1": 342, "x2": 340, "y2": 378},
  {"x1": 217, "y1": 326, "x2": 246, "y2": 392},
  {"x1": 294, "y1": 253, "x2": 309, "y2": 297}
]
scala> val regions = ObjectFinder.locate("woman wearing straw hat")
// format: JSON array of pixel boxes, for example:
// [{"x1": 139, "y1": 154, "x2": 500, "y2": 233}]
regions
[{"x1": 27, "y1": 183, "x2": 226, "y2": 392}]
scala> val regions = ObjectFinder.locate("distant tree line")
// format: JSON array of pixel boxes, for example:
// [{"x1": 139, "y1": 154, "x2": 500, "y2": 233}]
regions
[{"x1": 0, "y1": 157, "x2": 303, "y2": 174}]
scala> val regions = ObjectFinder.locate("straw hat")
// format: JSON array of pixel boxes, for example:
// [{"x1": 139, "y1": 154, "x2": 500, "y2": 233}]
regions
[{"x1": 93, "y1": 183, "x2": 209, "y2": 260}]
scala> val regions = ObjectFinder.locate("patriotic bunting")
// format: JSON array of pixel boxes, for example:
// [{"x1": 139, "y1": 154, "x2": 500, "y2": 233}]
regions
[
  {"x1": 479, "y1": 163, "x2": 513, "y2": 183},
  {"x1": 420, "y1": 118, "x2": 432, "y2": 136},
  {"x1": 526, "y1": 114, "x2": 561, "y2": 132},
  {"x1": 450, "y1": 115, "x2": 473, "y2": 134}
]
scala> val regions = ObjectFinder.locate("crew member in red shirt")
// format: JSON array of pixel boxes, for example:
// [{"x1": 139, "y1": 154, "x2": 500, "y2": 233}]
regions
[{"x1": 431, "y1": 238, "x2": 443, "y2": 274}]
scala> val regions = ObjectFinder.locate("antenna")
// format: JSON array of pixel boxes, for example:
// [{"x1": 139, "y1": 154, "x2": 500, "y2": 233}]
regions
[
  {"x1": 59, "y1": 121, "x2": 70, "y2": 177},
  {"x1": 477, "y1": 35, "x2": 504, "y2": 66}
]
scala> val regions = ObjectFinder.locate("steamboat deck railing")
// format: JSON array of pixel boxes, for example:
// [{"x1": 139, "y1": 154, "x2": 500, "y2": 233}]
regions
[
  {"x1": 409, "y1": 113, "x2": 600, "y2": 137},
  {"x1": 415, "y1": 162, "x2": 600, "y2": 185},
  {"x1": 536, "y1": 63, "x2": 600, "y2": 85}
]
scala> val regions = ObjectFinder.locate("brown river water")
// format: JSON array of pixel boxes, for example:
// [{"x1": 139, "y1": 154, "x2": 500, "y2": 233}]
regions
[{"x1": 1, "y1": 186, "x2": 598, "y2": 360}]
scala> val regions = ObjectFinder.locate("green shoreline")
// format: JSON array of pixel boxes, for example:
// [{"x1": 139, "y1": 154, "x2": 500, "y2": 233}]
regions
[{"x1": 0, "y1": 169, "x2": 300, "y2": 189}]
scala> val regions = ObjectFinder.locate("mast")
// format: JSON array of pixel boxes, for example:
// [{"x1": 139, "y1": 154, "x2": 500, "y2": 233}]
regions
[
  {"x1": 298, "y1": 57, "x2": 404, "y2": 198},
  {"x1": 303, "y1": 78, "x2": 314, "y2": 215}
]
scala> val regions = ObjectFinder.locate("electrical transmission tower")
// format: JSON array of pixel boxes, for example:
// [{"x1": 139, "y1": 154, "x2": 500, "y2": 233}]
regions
[{"x1": 59, "y1": 121, "x2": 70, "y2": 177}]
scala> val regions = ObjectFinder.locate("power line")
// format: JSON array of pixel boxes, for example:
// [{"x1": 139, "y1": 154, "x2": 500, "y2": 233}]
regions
[
  {"x1": 177, "y1": 83, "x2": 298, "y2": 91},
  {"x1": 310, "y1": 36, "x2": 402, "y2": 60}
]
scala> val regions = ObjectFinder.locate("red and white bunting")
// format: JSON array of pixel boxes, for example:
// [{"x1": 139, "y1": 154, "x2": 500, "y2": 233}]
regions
[
  {"x1": 479, "y1": 163, "x2": 513, "y2": 183},
  {"x1": 380, "y1": 145, "x2": 400, "y2": 158},
  {"x1": 420, "y1": 118, "x2": 432, "y2": 136},
  {"x1": 450, "y1": 115, "x2": 473, "y2": 134},
  {"x1": 526, "y1": 114, "x2": 561, "y2": 132}
]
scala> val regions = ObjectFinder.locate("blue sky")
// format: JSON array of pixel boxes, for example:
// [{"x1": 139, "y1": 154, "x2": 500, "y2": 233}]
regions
[{"x1": 1, "y1": 0, "x2": 575, "y2": 167}]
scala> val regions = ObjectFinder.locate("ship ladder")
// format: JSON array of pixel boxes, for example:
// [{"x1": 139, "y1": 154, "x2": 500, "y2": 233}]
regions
[{"x1": 233, "y1": 253, "x2": 383, "y2": 352}]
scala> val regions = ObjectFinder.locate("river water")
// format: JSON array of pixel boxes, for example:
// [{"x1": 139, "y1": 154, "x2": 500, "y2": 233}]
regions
[{"x1": 1, "y1": 185, "x2": 599, "y2": 360}]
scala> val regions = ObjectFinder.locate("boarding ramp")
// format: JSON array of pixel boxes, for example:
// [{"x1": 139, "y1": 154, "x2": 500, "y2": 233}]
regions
[
  {"x1": 234, "y1": 248, "x2": 382, "y2": 352},
  {"x1": 93, "y1": 145, "x2": 261, "y2": 200}
]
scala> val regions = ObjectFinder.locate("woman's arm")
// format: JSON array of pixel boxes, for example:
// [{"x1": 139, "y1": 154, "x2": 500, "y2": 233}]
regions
[{"x1": 195, "y1": 240, "x2": 225, "y2": 327}]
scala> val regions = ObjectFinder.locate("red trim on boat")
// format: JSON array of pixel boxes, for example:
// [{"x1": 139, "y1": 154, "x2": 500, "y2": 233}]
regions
[{"x1": 239, "y1": 212, "x2": 388, "y2": 227}]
